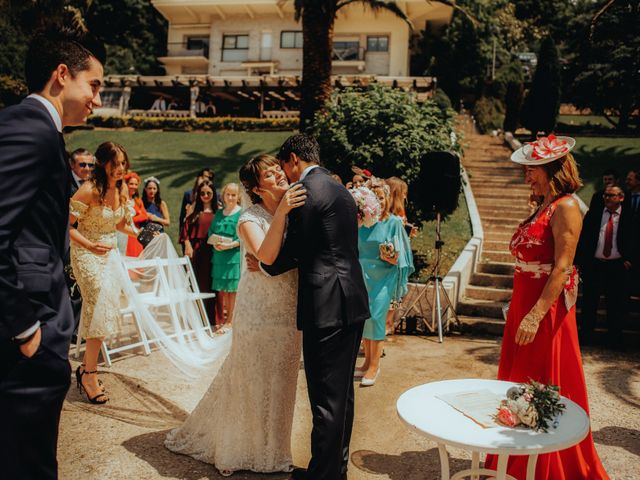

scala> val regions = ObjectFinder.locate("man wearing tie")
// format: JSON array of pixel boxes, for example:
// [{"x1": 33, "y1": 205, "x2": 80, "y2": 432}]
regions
[
  {"x1": 0, "y1": 28, "x2": 105, "y2": 479},
  {"x1": 576, "y1": 185, "x2": 638, "y2": 348}
]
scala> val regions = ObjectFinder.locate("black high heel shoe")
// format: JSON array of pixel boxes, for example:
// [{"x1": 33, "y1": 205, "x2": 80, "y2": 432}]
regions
[
  {"x1": 78, "y1": 364, "x2": 105, "y2": 391},
  {"x1": 75, "y1": 366, "x2": 108, "y2": 404}
]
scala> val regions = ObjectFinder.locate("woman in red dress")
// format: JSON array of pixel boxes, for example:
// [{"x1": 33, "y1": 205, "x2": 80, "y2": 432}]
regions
[
  {"x1": 124, "y1": 171, "x2": 148, "y2": 257},
  {"x1": 485, "y1": 135, "x2": 609, "y2": 479},
  {"x1": 180, "y1": 179, "x2": 217, "y2": 323}
]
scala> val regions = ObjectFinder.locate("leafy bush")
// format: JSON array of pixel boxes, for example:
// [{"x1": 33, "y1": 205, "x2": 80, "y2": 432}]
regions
[
  {"x1": 313, "y1": 84, "x2": 458, "y2": 183},
  {"x1": 0, "y1": 75, "x2": 27, "y2": 108},
  {"x1": 473, "y1": 96, "x2": 505, "y2": 133},
  {"x1": 312, "y1": 83, "x2": 460, "y2": 222},
  {"x1": 88, "y1": 115, "x2": 298, "y2": 131}
]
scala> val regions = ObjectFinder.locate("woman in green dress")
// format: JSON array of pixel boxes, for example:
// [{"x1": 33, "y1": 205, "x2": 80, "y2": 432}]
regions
[{"x1": 208, "y1": 183, "x2": 242, "y2": 327}]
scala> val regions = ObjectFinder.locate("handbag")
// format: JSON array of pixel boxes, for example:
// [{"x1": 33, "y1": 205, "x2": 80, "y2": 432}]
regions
[{"x1": 137, "y1": 222, "x2": 163, "y2": 248}]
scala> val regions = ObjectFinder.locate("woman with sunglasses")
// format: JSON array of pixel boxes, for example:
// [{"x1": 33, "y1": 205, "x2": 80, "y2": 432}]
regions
[{"x1": 181, "y1": 180, "x2": 217, "y2": 322}]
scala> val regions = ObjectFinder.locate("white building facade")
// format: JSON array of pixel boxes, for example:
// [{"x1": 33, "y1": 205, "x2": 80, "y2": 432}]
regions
[{"x1": 152, "y1": 0, "x2": 452, "y2": 77}]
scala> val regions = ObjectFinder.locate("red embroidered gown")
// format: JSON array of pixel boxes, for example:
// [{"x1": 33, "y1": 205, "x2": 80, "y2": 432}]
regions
[{"x1": 485, "y1": 196, "x2": 608, "y2": 479}]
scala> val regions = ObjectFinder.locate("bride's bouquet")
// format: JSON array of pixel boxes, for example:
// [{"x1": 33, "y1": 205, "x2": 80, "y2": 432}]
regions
[
  {"x1": 494, "y1": 380, "x2": 566, "y2": 432},
  {"x1": 350, "y1": 186, "x2": 381, "y2": 227}
]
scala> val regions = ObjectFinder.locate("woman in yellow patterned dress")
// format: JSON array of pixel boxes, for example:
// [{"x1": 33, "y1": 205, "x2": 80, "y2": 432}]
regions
[{"x1": 70, "y1": 142, "x2": 137, "y2": 404}]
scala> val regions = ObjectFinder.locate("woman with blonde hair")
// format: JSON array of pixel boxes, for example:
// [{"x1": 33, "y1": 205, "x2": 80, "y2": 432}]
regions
[
  {"x1": 70, "y1": 142, "x2": 138, "y2": 404},
  {"x1": 208, "y1": 182, "x2": 242, "y2": 327},
  {"x1": 356, "y1": 178, "x2": 414, "y2": 386},
  {"x1": 484, "y1": 135, "x2": 608, "y2": 479}
]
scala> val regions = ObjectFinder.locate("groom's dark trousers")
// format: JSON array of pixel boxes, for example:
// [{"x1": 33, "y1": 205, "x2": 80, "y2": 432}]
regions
[
  {"x1": 263, "y1": 167, "x2": 370, "y2": 479},
  {"x1": 0, "y1": 98, "x2": 74, "y2": 479}
]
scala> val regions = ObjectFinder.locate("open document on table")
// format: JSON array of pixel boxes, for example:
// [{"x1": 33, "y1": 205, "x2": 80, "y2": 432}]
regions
[{"x1": 436, "y1": 390, "x2": 504, "y2": 428}]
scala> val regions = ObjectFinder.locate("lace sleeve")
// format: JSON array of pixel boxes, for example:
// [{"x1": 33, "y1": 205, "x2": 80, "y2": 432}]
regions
[
  {"x1": 70, "y1": 199, "x2": 89, "y2": 219},
  {"x1": 237, "y1": 206, "x2": 267, "y2": 233}
]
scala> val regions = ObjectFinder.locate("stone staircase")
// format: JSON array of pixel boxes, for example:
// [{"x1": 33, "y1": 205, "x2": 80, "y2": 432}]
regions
[{"x1": 456, "y1": 132, "x2": 531, "y2": 335}]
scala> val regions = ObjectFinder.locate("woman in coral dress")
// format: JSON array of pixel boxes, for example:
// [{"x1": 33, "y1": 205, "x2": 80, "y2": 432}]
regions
[{"x1": 485, "y1": 135, "x2": 609, "y2": 479}]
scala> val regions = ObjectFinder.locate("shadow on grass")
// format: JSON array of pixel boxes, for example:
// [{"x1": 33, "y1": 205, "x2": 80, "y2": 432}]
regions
[
  {"x1": 351, "y1": 448, "x2": 470, "y2": 480},
  {"x1": 133, "y1": 142, "x2": 263, "y2": 189}
]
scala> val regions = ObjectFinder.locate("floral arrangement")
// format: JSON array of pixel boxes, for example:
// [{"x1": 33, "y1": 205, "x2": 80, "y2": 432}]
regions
[
  {"x1": 495, "y1": 380, "x2": 566, "y2": 432},
  {"x1": 350, "y1": 186, "x2": 381, "y2": 228}
]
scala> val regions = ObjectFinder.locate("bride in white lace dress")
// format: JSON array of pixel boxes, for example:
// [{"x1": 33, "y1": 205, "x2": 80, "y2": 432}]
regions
[{"x1": 165, "y1": 155, "x2": 307, "y2": 476}]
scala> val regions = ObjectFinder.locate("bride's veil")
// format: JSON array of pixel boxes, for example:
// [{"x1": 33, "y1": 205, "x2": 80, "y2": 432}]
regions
[{"x1": 93, "y1": 234, "x2": 231, "y2": 376}]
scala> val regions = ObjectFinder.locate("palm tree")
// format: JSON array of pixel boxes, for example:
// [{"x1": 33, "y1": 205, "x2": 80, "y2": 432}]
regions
[
  {"x1": 294, "y1": 0, "x2": 478, "y2": 129},
  {"x1": 294, "y1": 0, "x2": 410, "y2": 129}
]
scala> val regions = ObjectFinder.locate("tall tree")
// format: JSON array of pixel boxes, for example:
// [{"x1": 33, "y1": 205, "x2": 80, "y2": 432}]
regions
[
  {"x1": 567, "y1": 0, "x2": 639, "y2": 130},
  {"x1": 521, "y1": 36, "x2": 561, "y2": 136},
  {"x1": 293, "y1": 0, "x2": 410, "y2": 130}
]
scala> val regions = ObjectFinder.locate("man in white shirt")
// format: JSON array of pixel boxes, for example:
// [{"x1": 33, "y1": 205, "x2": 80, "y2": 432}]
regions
[
  {"x1": 0, "y1": 28, "x2": 104, "y2": 479},
  {"x1": 576, "y1": 185, "x2": 638, "y2": 348}
]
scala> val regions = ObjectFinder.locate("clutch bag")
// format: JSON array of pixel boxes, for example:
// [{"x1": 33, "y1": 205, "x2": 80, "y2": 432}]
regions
[{"x1": 137, "y1": 222, "x2": 163, "y2": 248}]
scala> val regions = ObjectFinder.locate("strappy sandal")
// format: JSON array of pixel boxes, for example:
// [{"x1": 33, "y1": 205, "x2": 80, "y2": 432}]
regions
[
  {"x1": 75, "y1": 367, "x2": 108, "y2": 404},
  {"x1": 79, "y1": 364, "x2": 105, "y2": 391}
]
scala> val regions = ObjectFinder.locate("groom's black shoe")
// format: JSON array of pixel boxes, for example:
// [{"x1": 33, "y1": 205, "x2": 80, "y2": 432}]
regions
[{"x1": 290, "y1": 467, "x2": 307, "y2": 480}]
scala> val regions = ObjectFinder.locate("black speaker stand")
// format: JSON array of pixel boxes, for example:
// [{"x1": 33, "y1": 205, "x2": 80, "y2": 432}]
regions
[{"x1": 398, "y1": 212, "x2": 459, "y2": 342}]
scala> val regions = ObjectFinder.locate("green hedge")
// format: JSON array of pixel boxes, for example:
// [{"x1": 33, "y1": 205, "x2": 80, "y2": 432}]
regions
[{"x1": 88, "y1": 115, "x2": 299, "y2": 131}]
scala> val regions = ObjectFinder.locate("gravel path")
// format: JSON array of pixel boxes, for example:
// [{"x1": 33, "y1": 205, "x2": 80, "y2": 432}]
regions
[{"x1": 58, "y1": 334, "x2": 640, "y2": 480}]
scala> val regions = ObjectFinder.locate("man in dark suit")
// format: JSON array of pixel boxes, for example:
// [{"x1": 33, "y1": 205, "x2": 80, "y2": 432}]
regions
[
  {"x1": 259, "y1": 134, "x2": 370, "y2": 480},
  {"x1": 576, "y1": 184, "x2": 637, "y2": 348},
  {"x1": 0, "y1": 29, "x2": 105, "y2": 479}
]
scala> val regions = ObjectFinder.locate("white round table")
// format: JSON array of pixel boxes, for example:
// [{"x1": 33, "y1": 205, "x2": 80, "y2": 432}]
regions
[{"x1": 397, "y1": 379, "x2": 590, "y2": 480}]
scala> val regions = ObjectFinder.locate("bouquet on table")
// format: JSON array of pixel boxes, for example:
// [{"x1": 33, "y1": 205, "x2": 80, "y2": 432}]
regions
[
  {"x1": 349, "y1": 186, "x2": 381, "y2": 228},
  {"x1": 495, "y1": 380, "x2": 566, "y2": 432}
]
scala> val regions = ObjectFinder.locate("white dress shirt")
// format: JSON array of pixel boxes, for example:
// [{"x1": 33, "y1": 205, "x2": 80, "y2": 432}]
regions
[
  {"x1": 299, "y1": 164, "x2": 319, "y2": 181},
  {"x1": 594, "y1": 205, "x2": 622, "y2": 260}
]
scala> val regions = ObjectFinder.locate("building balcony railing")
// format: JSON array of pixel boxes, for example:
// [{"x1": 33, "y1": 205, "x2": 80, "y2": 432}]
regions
[{"x1": 166, "y1": 42, "x2": 209, "y2": 58}]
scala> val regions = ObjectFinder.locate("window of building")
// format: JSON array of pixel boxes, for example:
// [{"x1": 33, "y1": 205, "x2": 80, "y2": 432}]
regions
[
  {"x1": 222, "y1": 34, "x2": 249, "y2": 62},
  {"x1": 186, "y1": 36, "x2": 210, "y2": 57},
  {"x1": 333, "y1": 41, "x2": 360, "y2": 61},
  {"x1": 367, "y1": 36, "x2": 389, "y2": 52},
  {"x1": 281, "y1": 31, "x2": 303, "y2": 49}
]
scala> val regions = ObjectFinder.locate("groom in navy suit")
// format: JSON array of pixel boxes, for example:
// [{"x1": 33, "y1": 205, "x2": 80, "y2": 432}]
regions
[
  {"x1": 0, "y1": 28, "x2": 105, "y2": 479},
  {"x1": 260, "y1": 134, "x2": 370, "y2": 480}
]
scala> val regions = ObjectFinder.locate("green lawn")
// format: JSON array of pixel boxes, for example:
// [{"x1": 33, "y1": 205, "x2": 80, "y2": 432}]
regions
[
  {"x1": 410, "y1": 193, "x2": 472, "y2": 283},
  {"x1": 572, "y1": 136, "x2": 640, "y2": 203},
  {"x1": 66, "y1": 129, "x2": 292, "y2": 243},
  {"x1": 65, "y1": 129, "x2": 472, "y2": 280}
]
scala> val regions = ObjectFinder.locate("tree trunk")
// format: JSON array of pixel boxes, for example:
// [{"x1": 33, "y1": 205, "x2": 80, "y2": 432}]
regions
[
  {"x1": 616, "y1": 102, "x2": 631, "y2": 131},
  {"x1": 300, "y1": 2, "x2": 336, "y2": 131}
]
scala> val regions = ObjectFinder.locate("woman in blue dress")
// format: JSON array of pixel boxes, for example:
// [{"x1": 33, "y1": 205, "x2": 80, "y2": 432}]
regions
[
  {"x1": 356, "y1": 181, "x2": 414, "y2": 386},
  {"x1": 142, "y1": 176, "x2": 171, "y2": 231}
]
